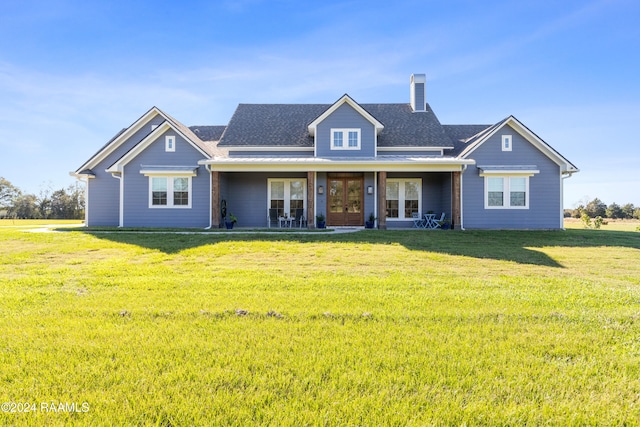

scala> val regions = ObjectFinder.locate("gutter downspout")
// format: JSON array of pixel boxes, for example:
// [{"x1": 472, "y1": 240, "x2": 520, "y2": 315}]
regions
[
  {"x1": 460, "y1": 164, "x2": 467, "y2": 231},
  {"x1": 110, "y1": 172, "x2": 123, "y2": 227},
  {"x1": 560, "y1": 171, "x2": 576, "y2": 230},
  {"x1": 82, "y1": 177, "x2": 89, "y2": 227},
  {"x1": 204, "y1": 164, "x2": 213, "y2": 229}
]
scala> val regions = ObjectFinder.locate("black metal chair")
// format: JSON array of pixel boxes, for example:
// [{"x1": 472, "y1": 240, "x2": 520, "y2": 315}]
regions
[
  {"x1": 294, "y1": 208, "x2": 306, "y2": 228},
  {"x1": 267, "y1": 208, "x2": 279, "y2": 228}
]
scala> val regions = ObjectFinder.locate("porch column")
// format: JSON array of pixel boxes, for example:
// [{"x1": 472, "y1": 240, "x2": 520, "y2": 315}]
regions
[
  {"x1": 452, "y1": 171, "x2": 461, "y2": 230},
  {"x1": 307, "y1": 171, "x2": 315, "y2": 229},
  {"x1": 211, "y1": 170, "x2": 221, "y2": 228},
  {"x1": 377, "y1": 171, "x2": 387, "y2": 230}
]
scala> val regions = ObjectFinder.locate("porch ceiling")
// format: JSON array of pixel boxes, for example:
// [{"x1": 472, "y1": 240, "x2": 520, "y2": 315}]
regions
[{"x1": 198, "y1": 156, "x2": 475, "y2": 172}]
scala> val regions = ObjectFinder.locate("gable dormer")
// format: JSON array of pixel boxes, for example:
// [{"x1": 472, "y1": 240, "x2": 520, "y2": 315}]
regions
[{"x1": 308, "y1": 94, "x2": 384, "y2": 158}]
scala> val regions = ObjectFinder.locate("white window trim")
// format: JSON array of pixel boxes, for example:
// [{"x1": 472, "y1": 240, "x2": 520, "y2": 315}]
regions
[
  {"x1": 502, "y1": 135, "x2": 512, "y2": 152},
  {"x1": 148, "y1": 176, "x2": 192, "y2": 209},
  {"x1": 330, "y1": 128, "x2": 361, "y2": 150},
  {"x1": 483, "y1": 175, "x2": 529, "y2": 210},
  {"x1": 267, "y1": 178, "x2": 307, "y2": 215},
  {"x1": 386, "y1": 178, "x2": 422, "y2": 221},
  {"x1": 165, "y1": 135, "x2": 176, "y2": 152}
]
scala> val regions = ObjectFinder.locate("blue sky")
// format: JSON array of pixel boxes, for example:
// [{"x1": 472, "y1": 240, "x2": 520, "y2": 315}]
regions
[{"x1": 1, "y1": 0, "x2": 638, "y2": 208}]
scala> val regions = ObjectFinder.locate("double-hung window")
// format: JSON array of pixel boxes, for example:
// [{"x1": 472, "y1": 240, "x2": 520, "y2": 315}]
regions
[
  {"x1": 331, "y1": 129, "x2": 360, "y2": 150},
  {"x1": 386, "y1": 179, "x2": 421, "y2": 220},
  {"x1": 268, "y1": 179, "x2": 307, "y2": 218},
  {"x1": 485, "y1": 176, "x2": 529, "y2": 209},
  {"x1": 148, "y1": 176, "x2": 192, "y2": 208}
]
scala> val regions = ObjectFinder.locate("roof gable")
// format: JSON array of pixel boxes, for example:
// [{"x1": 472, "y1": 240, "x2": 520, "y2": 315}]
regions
[
  {"x1": 458, "y1": 116, "x2": 578, "y2": 173},
  {"x1": 105, "y1": 118, "x2": 212, "y2": 174},
  {"x1": 74, "y1": 107, "x2": 218, "y2": 176},
  {"x1": 307, "y1": 94, "x2": 384, "y2": 137},
  {"x1": 74, "y1": 106, "x2": 161, "y2": 174}
]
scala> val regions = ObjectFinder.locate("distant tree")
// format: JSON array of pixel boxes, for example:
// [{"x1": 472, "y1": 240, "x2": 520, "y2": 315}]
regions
[
  {"x1": 0, "y1": 177, "x2": 21, "y2": 209},
  {"x1": 605, "y1": 202, "x2": 623, "y2": 219},
  {"x1": 621, "y1": 203, "x2": 635, "y2": 219},
  {"x1": 37, "y1": 185, "x2": 53, "y2": 219},
  {"x1": 585, "y1": 198, "x2": 607, "y2": 218},
  {"x1": 8, "y1": 194, "x2": 41, "y2": 219},
  {"x1": 572, "y1": 205, "x2": 584, "y2": 218},
  {"x1": 634, "y1": 208, "x2": 640, "y2": 220},
  {"x1": 50, "y1": 185, "x2": 85, "y2": 219}
]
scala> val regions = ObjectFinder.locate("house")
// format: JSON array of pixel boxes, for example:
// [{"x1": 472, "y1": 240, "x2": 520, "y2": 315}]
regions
[{"x1": 72, "y1": 74, "x2": 578, "y2": 229}]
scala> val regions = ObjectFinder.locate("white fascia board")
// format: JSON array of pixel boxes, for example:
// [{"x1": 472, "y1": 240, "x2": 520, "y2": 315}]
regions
[
  {"x1": 504, "y1": 117, "x2": 579, "y2": 172},
  {"x1": 77, "y1": 107, "x2": 161, "y2": 173},
  {"x1": 479, "y1": 170, "x2": 540, "y2": 176},
  {"x1": 198, "y1": 157, "x2": 475, "y2": 173},
  {"x1": 69, "y1": 171, "x2": 95, "y2": 179},
  {"x1": 307, "y1": 94, "x2": 384, "y2": 136},
  {"x1": 140, "y1": 168, "x2": 198, "y2": 176},
  {"x1": 105, "y1": 122, "x2": 171, "y2": 173},
  {"x1": 460, "y1": 116, "x2": 578, "y2": 173}
]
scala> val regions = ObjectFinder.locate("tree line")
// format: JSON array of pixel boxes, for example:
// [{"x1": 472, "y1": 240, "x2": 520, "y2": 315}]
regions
[
  {"x1": 565, "y1": 197, "x2": 640, "y2": 220},
  {"x1": 0, "y1": 177, "x2": 84, "y2": 220}
]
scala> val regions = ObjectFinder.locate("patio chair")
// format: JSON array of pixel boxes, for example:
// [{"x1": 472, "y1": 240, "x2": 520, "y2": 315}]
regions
[
  {"x1": 431, "y1": 212, "x2": 446, "y2": 229},
  {"x1": 294, "y1": 208, "x2": 306, "y2": 228},
  {"x1": 267, "y1": 208, "x2": 279, "y2": 228},
  {"x1": 412, "y1": 212, "x2": 425, "y2": 228}
]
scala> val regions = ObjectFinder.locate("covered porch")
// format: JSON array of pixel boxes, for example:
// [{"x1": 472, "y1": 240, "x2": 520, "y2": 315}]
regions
[{"x1": 199, "y1": 157, "x2": 474, "y2": 230}]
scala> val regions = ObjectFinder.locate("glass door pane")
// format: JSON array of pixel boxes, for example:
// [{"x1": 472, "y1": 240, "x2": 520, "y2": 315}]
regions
[
  {"x1": 347, "y1": 180, "x2": 361, "y2": 213},
  {"x1": 329, "y1": 180, "x2": 344, "y2": 213}
]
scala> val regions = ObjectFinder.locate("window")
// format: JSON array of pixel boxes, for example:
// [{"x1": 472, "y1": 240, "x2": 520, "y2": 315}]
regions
[
  {"x1": 485, "y1": 176, "x2": 529, "y2": 209},
  {"x1": 331, "y1": 129, "x2": 360, "y2": 150},
  {"x1": 386, "y1": 179, "x2": 421, "y2": 220},
  {"x1": 149, "y1": 176, "x2": 192, "y2": 208},
  {"x1": 268, "y1": 179, "x2": 307, "y2": 218},
  {"x1": 165, "y1": 135, "x2": 176, "y2": 152},
  {"x1": 151, "y1": 177, "x2": 167, "y2": 206},
  {"x1": 502, "y1": 135, "x2": 512, "y2": 151}
]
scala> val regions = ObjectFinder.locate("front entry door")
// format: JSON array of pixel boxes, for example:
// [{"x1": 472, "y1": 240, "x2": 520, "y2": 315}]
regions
[{"x1": 327, "y1": 177, "x2": 363, "y2": 226}]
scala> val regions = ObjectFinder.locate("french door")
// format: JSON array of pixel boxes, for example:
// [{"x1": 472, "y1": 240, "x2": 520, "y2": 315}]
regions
[{"x1": 327, "y1": 176, "x2": 363, "y2": 226}]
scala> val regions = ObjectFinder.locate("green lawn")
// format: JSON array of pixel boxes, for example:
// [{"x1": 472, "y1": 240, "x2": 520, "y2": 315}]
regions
[{"x1": 1, "y1": 224, "x2": 639, "y2": 426}]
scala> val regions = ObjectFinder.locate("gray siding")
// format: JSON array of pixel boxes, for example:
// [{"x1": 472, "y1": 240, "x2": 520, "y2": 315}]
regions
[
  {"x1": 316, "y1": 104, "x2": 376, "y2": 158},
  {"x1": 316, "y1": 172, "x2": 327, "y2": 220},
  {"x1": 386, "y1": 172, "x2": 451, "y2": 228},
  {"x1": 228, "y1": 150, "x2": 313, "y2": 157},
  {"x1": 462, "y1": 125, "x2": 562, "y2": 229},
  {"x1": 122, "y1": 129, "x2": 210, "y2": 228},
  {"x1": 363, "y1": 173, "x2": 375, "y2": 221},
  {"x1": 378, "y1": 150, "x2": 441, "y2": 156},
  {"x1": 414, "y1": 82, "x2": 425, "y2": 111},
  {"x1": 86, "y1": 115, "x2": 165, "y2": 226},
  {"x1": 221, "y1": 172, "x2": 308, "y2": 227}
]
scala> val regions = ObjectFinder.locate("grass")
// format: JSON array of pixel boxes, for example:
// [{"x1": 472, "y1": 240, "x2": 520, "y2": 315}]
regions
[
  {"x1": 564, "y1": 217, "x2": 640, "y2": 232},
  {"x1": 1, "y1": 221, "x2": 639, "y2": 425},
  {"x1": 0, "y1": 219, "x2": 83, "y2": 228}
]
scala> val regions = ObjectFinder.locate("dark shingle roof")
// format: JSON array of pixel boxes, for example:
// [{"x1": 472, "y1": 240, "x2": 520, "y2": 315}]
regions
[
  {"x1": 219, "y1": 104, "x2": 326, "y2": 147},
  {"x1": 442, "y1": 124, "x2": 492, "y2": 156},
  {"x1": 218, "y1": 102, "x2": 456, "y2": 148},
  {"x1": 189, "y1": 125, "x2": 226, "y2": 142},
  {"x1": 364, "y1": 103, "x2": 452, "y2": 147}
]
